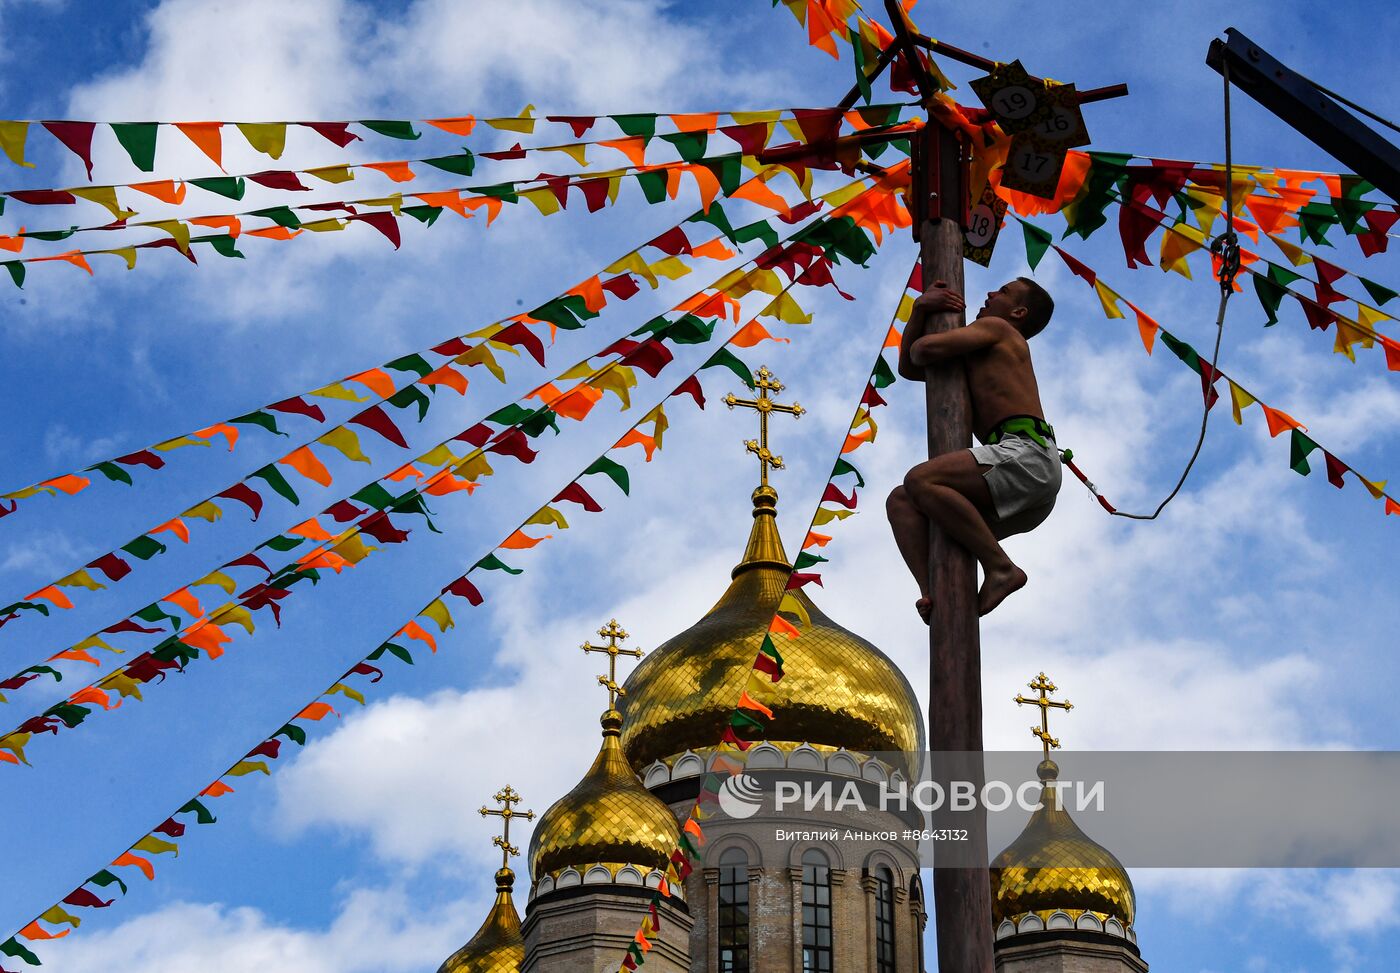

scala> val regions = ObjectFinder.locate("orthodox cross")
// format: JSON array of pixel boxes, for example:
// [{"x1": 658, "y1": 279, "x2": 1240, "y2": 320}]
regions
[
  {"x1": 1015, "y1": 671, "x2": 1073, "y2": 760},
  {"x1": 581, "y1": 618, "x2": 644, "y2": 709},
  {"x1": 723, "y1": 365, "x2": 805, "y2": 487},
  {"x1": 480, "y1": 784, "x2": 535, "y2": 870}
]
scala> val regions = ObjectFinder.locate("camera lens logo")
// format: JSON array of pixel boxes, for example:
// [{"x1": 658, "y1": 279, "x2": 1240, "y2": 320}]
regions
[{"x1": 718, "y1": 774, "x2": 764, "y2": 820}]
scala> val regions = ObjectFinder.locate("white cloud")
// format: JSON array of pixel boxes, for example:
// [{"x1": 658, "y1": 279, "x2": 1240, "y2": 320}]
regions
[{"x1": 42, "y1": 886, "x2": 479, "y2": 973}]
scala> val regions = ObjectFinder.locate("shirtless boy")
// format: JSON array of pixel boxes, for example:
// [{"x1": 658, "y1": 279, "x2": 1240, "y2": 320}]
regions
[{"x1": 886, "y1": 277, "x2": 1061, "y2": 619}]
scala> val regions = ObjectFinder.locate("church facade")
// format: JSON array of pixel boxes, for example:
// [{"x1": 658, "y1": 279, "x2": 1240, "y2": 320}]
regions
[{"x1": 438, "y1": 482, "x2": 1148, "y2": 973}]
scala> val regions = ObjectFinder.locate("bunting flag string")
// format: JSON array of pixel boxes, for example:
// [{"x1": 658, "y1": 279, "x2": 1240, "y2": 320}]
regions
[
  {"x1": 0, "y1": 140, "x2": 905, "y2": 284},
  {"x1": 1090, "y1": 193, "x2": 1399, "y2": 372},
  {"x1": 0, "y1": 105, "x2": 911, "y2": 226},
  {"x1": 0, "y1": 204, "x2": 909, "y2": 966},
  {"x1": 0, "y1": 127, "x2": 920, "y2": 288},
  {"x1": 0, "y1": 174, "x2": 910, "y2": 770},
  {"x1": 995, "y1": 149, "x2": 1395, "y2": 264},
  {"x1": 0, "y1": 104, "x2": 916, "y2": 178},
  {"x1": 1096, "y1": 180, "x2": 1396, "y2": 317},
  {"x1": 0, "y1": 168, "x2": 886, "y2": 634},
  {"x1": 1036, "y1": 237, "x2": 1398, "y2": 521},
  {"x1": 770, "y1": 0, "x2": 956, "y2": 107},
  {"x1": 609, "y1": 256, "x2": 921, "y2": 973},
  {"x1": 0, "y1": 157, "x2": 843, "y2": 525}
]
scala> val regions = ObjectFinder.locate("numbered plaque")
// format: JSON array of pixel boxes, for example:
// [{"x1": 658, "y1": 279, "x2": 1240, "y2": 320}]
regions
[
  {"x1": 969, "y1": 60, "x2": 1053, "y2": 135},
  {"x1": 1029, "y1": 82, "x2": 1090, "y2": 148},
  {"x1": 963, "y1": 182, "x2": 1009, "y2": 267},
  {"x1": 998, "y1": 132, "x2": 1068, "y2": 199}
]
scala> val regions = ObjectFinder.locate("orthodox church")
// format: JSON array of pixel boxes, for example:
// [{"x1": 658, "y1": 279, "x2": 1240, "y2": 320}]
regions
[{"x1": 436, "y1": 457, "x2": 1147, "y2": 972}]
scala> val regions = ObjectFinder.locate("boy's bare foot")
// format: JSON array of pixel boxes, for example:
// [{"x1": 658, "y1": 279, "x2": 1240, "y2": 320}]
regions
[
  {"x1": 978, "y1": 564, "x2": 1027, "y2": 615},
  {"x1": 915, "y1": 597, "x2": 932, "y2": 625}
]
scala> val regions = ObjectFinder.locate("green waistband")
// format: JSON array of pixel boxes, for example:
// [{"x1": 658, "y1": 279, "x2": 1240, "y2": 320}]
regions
[{"x1": 985, "y1": 416, "x2": 1055, "y2": 448}]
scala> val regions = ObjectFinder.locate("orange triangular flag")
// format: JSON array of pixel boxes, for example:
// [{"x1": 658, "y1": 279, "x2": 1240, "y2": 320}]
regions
[
  {"x1": 174, "y1": 122, "x2": 223, "y2": 169},
  {"x1": 1260, "y1": 404, "x2": 1305, "y2": 437},
  {"x1": 280, "y1": 445, "x2": 333, "y2": 487}
]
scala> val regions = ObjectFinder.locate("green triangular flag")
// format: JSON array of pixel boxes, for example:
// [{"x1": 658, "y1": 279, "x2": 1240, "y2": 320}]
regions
[
  {"x1": 832, "y1": 458, "x2": 865, "y2": 487},
  {"x1": 701, "y1": 348, "x2": 753, "y2": 389},
  {"x1": 178, "y1": 798, "x2": 217, "y2": 824},
  {"x1": 1252, "y1": 274, "x2": 1287, "y2": 326},
  {"x1": 230, "y1": 410, "x2": 285, "y2": 436},
  {"x1": 422, "y1": 149, "x2": 475, "y2": 176},
  {"x1": 612, "y1": 113, "x2": 657, "y2": 139},
  {"x1": 189, "y1": 176, "x2": 246, "y2": 200},
  {"x1": 250, "y1": 205, "x2": 302, "y2": 229},
  {"x1": 475, "y1": 553, "x2": 523, "y2": 575},
  {"x1": 2, "y1": 936, "x2": 41, "y2": 966},
  {"x1": 872, "y1": 356, "x2": 896, "y2": 389},
  {"x1": 251, "y1": 465, "x2": 300, "y2": 505},
  {"x1": 359, "y1": 119, "x2": 421, "y2": 140},
  {"x1": 660, "y1": 314, "x2": 714, "y2": 345},
  {"x1": 89, "y1": 869, "x2": 129, "y2": 895},
  {"x1": 121, "y1": 535, "x2": 166, "y2": 561},
  {"x1": 111, "y1": 122, "x2": 158, "y2": 171},
  {"x1": 402, "y1": 204, "x2": 442, "y2": 226},
  {"x1": 636, "y1": 168, "x2": 669, "y2": 205},
  {"x1": 660, "y1": 131, "x2": 708, "y2": 163},
  {"x1": 1361, "y1": 277, "x2": 1398, "y2": 307},
  {"x1": 584, "y1": 456, "x2": 630, "y2": 495},
  {"x1": 1020, "y1": 219, "x2": 1053, "y2": 270},
  {"x1": 688, "y1": 202, "x2": 737, "y2": 241},
  {"x1": 732, "y1": 218, "x2": 780, "y2": 250},
  {"x1": 201, "y1": 234, "x2": 245, "y2": 259},
  {"x1": 1289, "y1": 428, "x2": 1318, "y2": 476}
]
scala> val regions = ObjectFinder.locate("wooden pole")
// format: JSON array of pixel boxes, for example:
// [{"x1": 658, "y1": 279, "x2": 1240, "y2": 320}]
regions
[{"x1": 917, "y1": 122, "x2": 995, "y2": 973}]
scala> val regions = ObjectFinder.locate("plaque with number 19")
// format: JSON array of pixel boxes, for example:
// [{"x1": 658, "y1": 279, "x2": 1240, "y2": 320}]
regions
[{"x1": 969, "y1": 60, "x2": 1054, "y2": 136}]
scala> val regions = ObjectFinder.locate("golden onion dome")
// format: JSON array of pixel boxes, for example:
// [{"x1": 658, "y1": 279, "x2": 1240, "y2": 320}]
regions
[
  {"x1": 620, "y1": 486, "x2": 922, "y2": 771},
  {"x1": 438, "y1": 867, "x2": 524, "y2": 973},
  {"x1": 990, "y1": 762, "x2": 1136, "y2": 927},
  {"x1": 529, "y1": 708, "x2": 681, "y2": 879}
]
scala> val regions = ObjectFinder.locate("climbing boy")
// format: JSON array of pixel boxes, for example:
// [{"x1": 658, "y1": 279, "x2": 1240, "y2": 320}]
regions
[{"x1": 886, "y1": 277, "x2": 1061, "y2": 619}]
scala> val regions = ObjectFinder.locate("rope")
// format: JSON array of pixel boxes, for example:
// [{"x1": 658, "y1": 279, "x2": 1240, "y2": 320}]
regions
[{"x1": 1074, "y1": 61, "x2": 1239, "y2": 521}]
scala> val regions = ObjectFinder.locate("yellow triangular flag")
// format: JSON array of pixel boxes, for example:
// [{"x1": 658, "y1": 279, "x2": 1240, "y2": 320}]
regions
[
  {"x1": 71, "y1": 186, "x2": 134, "y2": 219},
  {"x1": 236, "y1": 122, "x2": 287, "y2": 159},
  {"x1": 1228, "y1": 380, "x2": 1256, "y2": 425},
  {"x1": 0, "y1": 121, "x2": 33, "y2": 167},
  {"x1": 318, "y1": 426, "x2": 372, "y2": 464},
  {"x1": 521, "y1": 187, "x2": 561, "y2": 215},
  {"x1": 1093, "y1": 279, "x2": 1125, "y2": 319},
  {"x1": 487, "y1": 104, "x2": 536, "y2": 134}
]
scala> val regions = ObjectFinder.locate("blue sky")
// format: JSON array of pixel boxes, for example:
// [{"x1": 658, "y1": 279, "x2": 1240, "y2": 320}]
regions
[{"x1": 0, "y1": 1, "x2": 1397, "y2": 971}]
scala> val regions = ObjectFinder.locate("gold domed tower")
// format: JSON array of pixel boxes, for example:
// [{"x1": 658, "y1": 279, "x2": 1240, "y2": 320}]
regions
[
  {"x1": 991, "y1": 674, "x2": 1147, "y2": 973},
  {"x1": 618, "y1": 367, "x2": 929, "y2": 973},
  {"x1": 620, "y1": 367, "x2": 922, "y2": 772},
  {"x1": 519, "y1": 622, "x2": 694, "y2": 973},
  {"x1": 528, "y1": 705, "x2": 681, "y2": 883},
  {"x1": 438, "y1": 786, "x2": 531, "y2": 973},
  {"x1": 620, "y1": 483, "x2": 924, "y2": 771}
]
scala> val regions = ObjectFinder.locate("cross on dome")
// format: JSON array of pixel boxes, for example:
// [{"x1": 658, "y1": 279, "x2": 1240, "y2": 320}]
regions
[
  {"x1": 581, "y1": 618, "x2": 645, "y2": 710},
  {"x1": 480, "y1": 784, "x2": 535, "y2": 870},
  {"x1": 1015, "y1": 671, "x2": 1073, "y2": 762},
  {"x1": 723, "y1": 365, "x2": 805, "y2": 488}
]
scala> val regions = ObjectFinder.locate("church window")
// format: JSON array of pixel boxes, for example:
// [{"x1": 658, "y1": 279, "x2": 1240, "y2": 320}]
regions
[
  {"x1": 718, "y1": 848, "x2": 750, "y2": 973},
  {"x1": 802, "y1": 849, "x2": 833, "y2": 972},
  {"x1": 875, "y1": 867, "x2": 896, "y2": 973},
  {"x1": 910, "y1": 875, "x2": 926, "y2": 973}
]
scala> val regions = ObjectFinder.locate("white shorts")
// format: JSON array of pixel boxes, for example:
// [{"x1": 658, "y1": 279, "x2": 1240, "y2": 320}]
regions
[{"x1": 968, "y1": 433, "x2": 1063, "y2": 521}]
